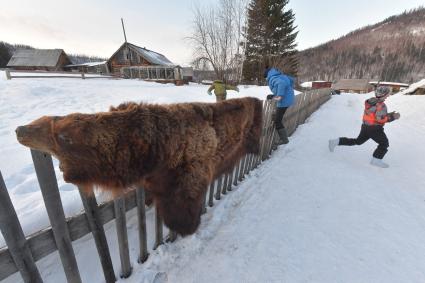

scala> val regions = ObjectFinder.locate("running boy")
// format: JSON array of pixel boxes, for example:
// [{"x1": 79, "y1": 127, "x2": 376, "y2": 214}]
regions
[{"x1": 328, "y1": 86, "x2": 400, "y2": 168}]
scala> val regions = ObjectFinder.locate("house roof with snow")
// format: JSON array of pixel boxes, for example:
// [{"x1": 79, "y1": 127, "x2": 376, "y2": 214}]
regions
[
  {"x1": 7, "y1": 49, "x2": 71, "y2": 68},
  {"x1": 332, "y1": 79, "x2": 373, "y2": 92},
  {"x1": 369, "y1": 81, "x2": 409, "y2": 87},
  {"x1": 109, "y1": 42, "x2": 174, "y2": 66},
  {"x1": 64, "y1": 61, "x2": 108, "y2": 68},
  {"x1": 398, "y1": 79, "x2": 425, "y2": 95}
]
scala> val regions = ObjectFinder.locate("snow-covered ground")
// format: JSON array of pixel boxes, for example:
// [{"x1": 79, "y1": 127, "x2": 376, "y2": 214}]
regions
[{"x1": 2, "y1": 72, "x2": 425, "y2": 282}]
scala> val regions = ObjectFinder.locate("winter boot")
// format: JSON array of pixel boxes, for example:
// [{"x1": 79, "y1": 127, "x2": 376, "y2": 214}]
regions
[
  {"x1": 277, "y1": 128, "x2": 289, "y2": 145},
  {"x1": 370, "y1": 157, "x2": 389, "y2": 168},
  {"x1": 328, "y1": 138, "x2": 339, "y2": 152}
]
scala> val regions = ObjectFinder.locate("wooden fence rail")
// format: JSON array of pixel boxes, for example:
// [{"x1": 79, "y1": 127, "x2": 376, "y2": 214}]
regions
[
  {"x1": 5, "y1": 69, "x2": 116, "y2": 80},
  {"x1": 0, "y1": 89, "x2": 331, "y2": 282}
]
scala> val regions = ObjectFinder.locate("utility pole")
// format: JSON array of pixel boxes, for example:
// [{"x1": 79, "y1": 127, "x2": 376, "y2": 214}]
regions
[
  {"x1": 121, "y1": 18, "x2": 128, "y2": 43},
  {"x1": 121, "y1": 18, "x2": 132, "y2": 66}
]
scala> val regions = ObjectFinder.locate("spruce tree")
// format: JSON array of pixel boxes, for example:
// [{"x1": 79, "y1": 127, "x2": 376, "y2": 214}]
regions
[
  {"x1": 0, "y1": 42, "x2": 11, "y2": 68},
  {"x1": 242, "y1": 0, "x2": 298, "y2": 83}
]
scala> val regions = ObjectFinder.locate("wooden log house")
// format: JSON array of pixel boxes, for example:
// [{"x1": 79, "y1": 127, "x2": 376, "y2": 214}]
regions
[{"x1": 107, "y1": 42, "x2": 174, "y2": 74}]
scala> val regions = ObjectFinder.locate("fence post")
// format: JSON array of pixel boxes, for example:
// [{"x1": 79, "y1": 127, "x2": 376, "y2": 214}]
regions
[
  {"x1": 31, "y1": 149, "x2": 82, "y2": 283},
  {"x1": 81, "y1": 72, "x2": 85, "y2": 79},
  {"x1": 201, "y1": 186, "x2": 207, "y2": 214},
  {"x1": 214, "y1": 175, "x2": 223, "y2": 200},
  {"x1": 208, "y1": 180, "x2": 215, "y2": 207},
  {"x1": 227, "y1": 168, "x2": 234, "y2": 191},
  {"x1": 238, "y1": 156, "x2": 246, "y2": 181},
  {"x1": 113, "y1": 197, "x2": 132, "y2": 278},
  {"x1": 221, "y1": 173, "x2": 229, "y2": 195},
  {"x1": 153, "y1": 206, "x2": 164, "y2": 250},
  {"x1": 233, "y1": 162, "x2": 240, "y2": 186},
  {"x1": 0, "y1": 171, "x2": 42, "y2": 283},
  {"x1": 78, "y1": 187, "x2": 116, "y2": 283},
  {"x1": 136, "y1": 187, "x2": 149, "y2": 263},
  {"x1": 5, "y1": 69, "x2": 11, "y2": 80}
]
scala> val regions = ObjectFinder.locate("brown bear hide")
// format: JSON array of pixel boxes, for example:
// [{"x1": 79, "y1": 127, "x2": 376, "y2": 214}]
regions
[{"x1": 15, "y1": 97, "x2": 262, "y2": 235}]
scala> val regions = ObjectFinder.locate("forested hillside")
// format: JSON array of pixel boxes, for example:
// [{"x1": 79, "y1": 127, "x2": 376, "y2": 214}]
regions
[{"x1": 298, "y1": 7, "x2": 425, "y2": 83}]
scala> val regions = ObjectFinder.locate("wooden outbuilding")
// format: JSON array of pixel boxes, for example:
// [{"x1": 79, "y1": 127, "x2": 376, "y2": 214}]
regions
[
  {"x1": 108, "y1": 42, "x2": 174, "y2": 74},
  {"x1": 332, "y1": 79, "x2": 374, "y2": 94},
  {"x1": 312, "y1": 81, "x2": 332, "y2": 89},
  {"x1": 369, "y1": 81, "x2": 409, "y2": 92},
  {"x1": 6, "y1": 49, "x2": 72, "y2": 71}
]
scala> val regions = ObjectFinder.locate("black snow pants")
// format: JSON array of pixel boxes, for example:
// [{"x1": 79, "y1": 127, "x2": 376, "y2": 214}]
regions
[
  {"x1": 275, "y1": 107, "x2": 288, "y2": 130},
  {"x1": 339, "y1": 124, "x2": 389, "y2": 159}
]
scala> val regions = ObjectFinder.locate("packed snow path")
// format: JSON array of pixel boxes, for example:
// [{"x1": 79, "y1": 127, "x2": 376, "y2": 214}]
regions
[{"x1": 126, "y1": 93, "x2": 425, "y2": 283}]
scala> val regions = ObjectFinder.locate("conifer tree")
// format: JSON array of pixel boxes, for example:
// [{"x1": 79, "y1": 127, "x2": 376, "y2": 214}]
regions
[
  {"x1": 242, "y1": 0, "x2": 298, "y2": 83},
  {"x1": 0, "y1": 42, "x2": 11, "y2": 68}
]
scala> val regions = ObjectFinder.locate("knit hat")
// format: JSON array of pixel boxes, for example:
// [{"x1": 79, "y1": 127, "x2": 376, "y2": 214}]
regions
[{"x1": 375, "y1": 86, "x2": 390, "y2": 98}]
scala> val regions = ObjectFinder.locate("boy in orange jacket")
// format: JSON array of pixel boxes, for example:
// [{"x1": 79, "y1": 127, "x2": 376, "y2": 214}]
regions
[{"x1": 328, "y1": 86, "x2": 400, "y2": 168}]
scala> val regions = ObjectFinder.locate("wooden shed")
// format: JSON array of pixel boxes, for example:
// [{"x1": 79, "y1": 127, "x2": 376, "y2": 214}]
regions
[
  {"x1": 6, "y1": 49, "x2": 72, "y2": 71},
  {"x1": 312, "y1": 81, "x2": 332, "y2": 89},
  {"x1": 369, "y1": 81, "x2": 409, "y2": 92},
  {"x1": 332, "y1": 79, "x2": 374, "y2": 94},
  {"x1": 108, "y1": 42, "x2": 174, "y2": 74}
]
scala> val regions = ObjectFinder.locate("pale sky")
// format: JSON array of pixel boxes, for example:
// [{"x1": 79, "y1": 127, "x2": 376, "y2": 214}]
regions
[{"x1": 0, "y1": 0, "x2": 423, "y2": 65}]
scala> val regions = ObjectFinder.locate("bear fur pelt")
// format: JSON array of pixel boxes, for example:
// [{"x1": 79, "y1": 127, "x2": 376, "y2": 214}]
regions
[{"x1": 16, "y1": 97, "x2": 263, "y2": 235}]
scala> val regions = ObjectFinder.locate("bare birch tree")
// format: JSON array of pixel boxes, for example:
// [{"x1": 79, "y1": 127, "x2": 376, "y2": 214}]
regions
[{"x1": 190, "y1": 0, "x2": 248, "y2": 83}]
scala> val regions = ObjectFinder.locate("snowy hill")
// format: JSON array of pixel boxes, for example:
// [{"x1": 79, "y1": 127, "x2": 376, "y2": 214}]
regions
[
  {"x1": 1, "y1": 73, "x2": 425, "y2": 282},
  {"x1": 298, "y1": 7, "x2": 425, "y2": 83}
]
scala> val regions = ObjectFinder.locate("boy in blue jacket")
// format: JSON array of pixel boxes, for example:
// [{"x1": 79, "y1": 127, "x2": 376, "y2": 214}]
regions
[{"x1": 264, "y1": 67, "x2": 295, "y2": 144}]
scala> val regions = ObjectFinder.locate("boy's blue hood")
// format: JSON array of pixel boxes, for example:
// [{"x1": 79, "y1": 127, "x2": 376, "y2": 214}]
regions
[{"x1": 266, "y1": 68, "x2": 282, "y2": 80}]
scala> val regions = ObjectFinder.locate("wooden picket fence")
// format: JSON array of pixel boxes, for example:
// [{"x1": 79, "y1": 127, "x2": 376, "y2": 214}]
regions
[
  {"x1": 0, "y1": 89, "x2": 331, "y2": 283},
  {"x1": 5, "y1": 70, "x2": 115, "y2": 80}
]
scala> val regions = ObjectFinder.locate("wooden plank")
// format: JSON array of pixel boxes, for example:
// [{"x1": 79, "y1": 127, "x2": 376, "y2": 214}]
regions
[
  {"x1": 0, "y1": 190, "x2": 138, "y2": 281},
  {"x1": 201, "y1": 186, "x2": 207, "y2": 214},
  {"x1": 238, "y1": 156, "x2": 246, "y2": 181},
  {"x1": 113, "y1": 197, "x2": 132, "y2": 278},
  {"x1": 227, "y1": 168, "x2": 234, "y2": 192},
  {"x1": 78, "y1": 187, "x2": 116, "y2": 283},
  {"x1": 221, "y1": 174, "x2": 229, "y2": 195},
  {"x1": 214, "y1": 175, "x2": 223, "y2": 200},
  {"x1": 208, "y1": 181, "x2": 215, "y2": 207},
  {"x1": 136, "y1": 187, "x2": 149, "y2": 263},
  {"x1": 11, "y1": 76, "x2": 90, "y2": 79},
  {"x1": 0, "y1": 248, "x2": 17, "y2": 281},
  {"x1": 262, "y1": 101, "x2": 276, "y2": 159},
  {"x1": 153, "y1": 207, "x2": 164, "y2": 250},
  {"x1": 259, "y1": 102, "x2": 269, "y2": 160},
  {"x1": 249, "y1": 153, "x2": 256, "y2": 171},
  {"x1": 244, "y1": 154, "x2": 251, "y2": 175},
  {"x1": 0, "y1": 171, "x2": 42, "y2": 283},
  {"x1": 31, "y1": 149, "x2": 82, "y2": 283},
  {"x1": 233, "y1": 162, "x2": 240, "y2": 186}
]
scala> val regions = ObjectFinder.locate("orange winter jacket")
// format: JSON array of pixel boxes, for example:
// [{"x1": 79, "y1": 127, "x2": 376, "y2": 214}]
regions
[{"x1": 362, "y1": 98, "x2": 389, "y2": 126}]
